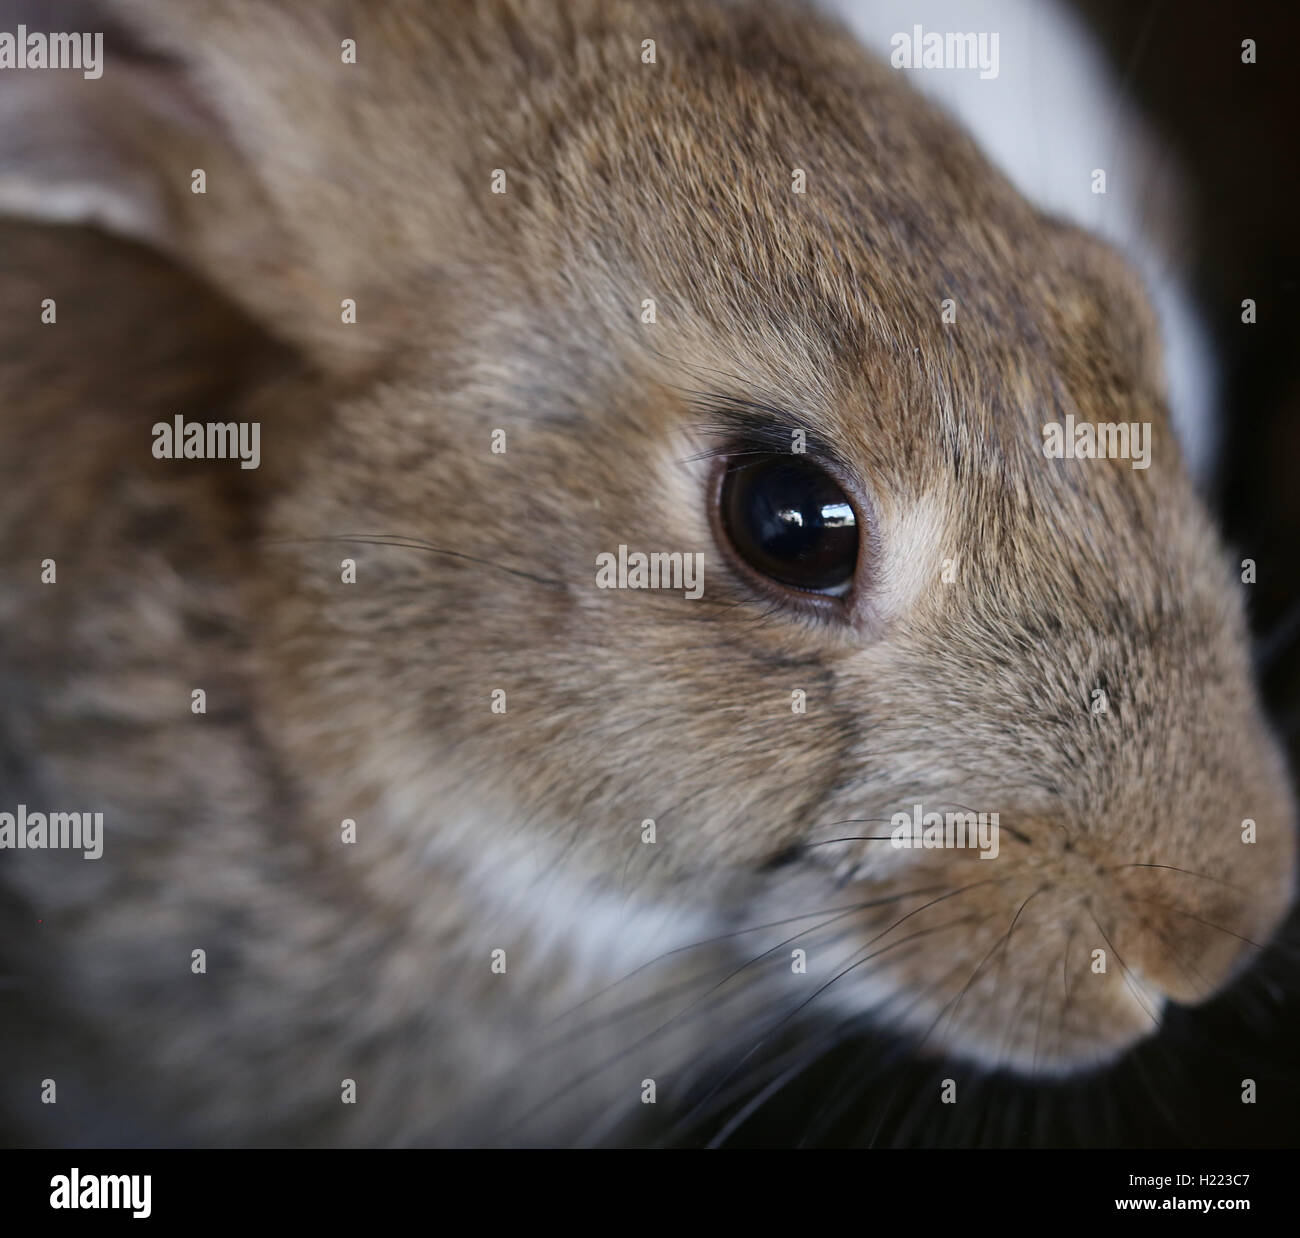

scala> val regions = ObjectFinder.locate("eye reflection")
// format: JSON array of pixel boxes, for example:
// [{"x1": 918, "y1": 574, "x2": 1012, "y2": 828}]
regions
[{"x1": 821, "y1": 502, "x2": 854, "y2": 527}]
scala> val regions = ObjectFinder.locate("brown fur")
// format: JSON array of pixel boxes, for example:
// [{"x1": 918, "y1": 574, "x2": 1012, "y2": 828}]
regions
[{"x1": 0, "y1": 0, "x2": 1292, "y2": 1144}]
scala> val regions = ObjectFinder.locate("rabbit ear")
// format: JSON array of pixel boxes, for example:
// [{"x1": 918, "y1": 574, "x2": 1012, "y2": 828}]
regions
[
  {"x1": 0, "y1": 0, "x2": 459, "y2": 372},
  {"x1": 0, "y1": 7, "x2": 209, "y2": 244}
]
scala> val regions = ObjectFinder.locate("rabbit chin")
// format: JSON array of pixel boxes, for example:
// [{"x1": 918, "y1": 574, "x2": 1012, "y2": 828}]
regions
[
  {"x1": 736, "y1": 855, "x2": 1245, "y2": 1081},
  {"x1": 915, "y1": 983, "x2": 1169, "y2": 1078},
  {"x1": 806, "y1": 936, "x2": 1170, "y2": 1079}
]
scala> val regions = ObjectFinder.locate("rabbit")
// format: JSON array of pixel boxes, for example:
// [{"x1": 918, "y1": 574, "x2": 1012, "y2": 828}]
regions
[{"x1": 0, "y1": 0, "x2": 1293, "y2": 1146}]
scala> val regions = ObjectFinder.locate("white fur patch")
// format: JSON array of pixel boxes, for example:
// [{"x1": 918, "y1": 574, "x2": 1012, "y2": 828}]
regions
[{"x1": 414, "y1": 800, "x2": 717, "y2": 994}]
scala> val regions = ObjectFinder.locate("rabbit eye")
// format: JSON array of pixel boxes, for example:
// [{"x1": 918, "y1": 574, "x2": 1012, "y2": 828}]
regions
[{"x1": 718, "y1": 455, "x2": 859, "y2": 597}]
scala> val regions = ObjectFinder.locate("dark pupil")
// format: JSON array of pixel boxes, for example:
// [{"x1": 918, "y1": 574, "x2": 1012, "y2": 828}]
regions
[{"x1": 721, "y1": 456, "x2": 858, "y2": 594}]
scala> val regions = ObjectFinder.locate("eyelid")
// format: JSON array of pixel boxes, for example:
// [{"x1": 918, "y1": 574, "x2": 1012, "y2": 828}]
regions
[{"x1": 687, "y1": 395, "x2": 856, "y2": 476}]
